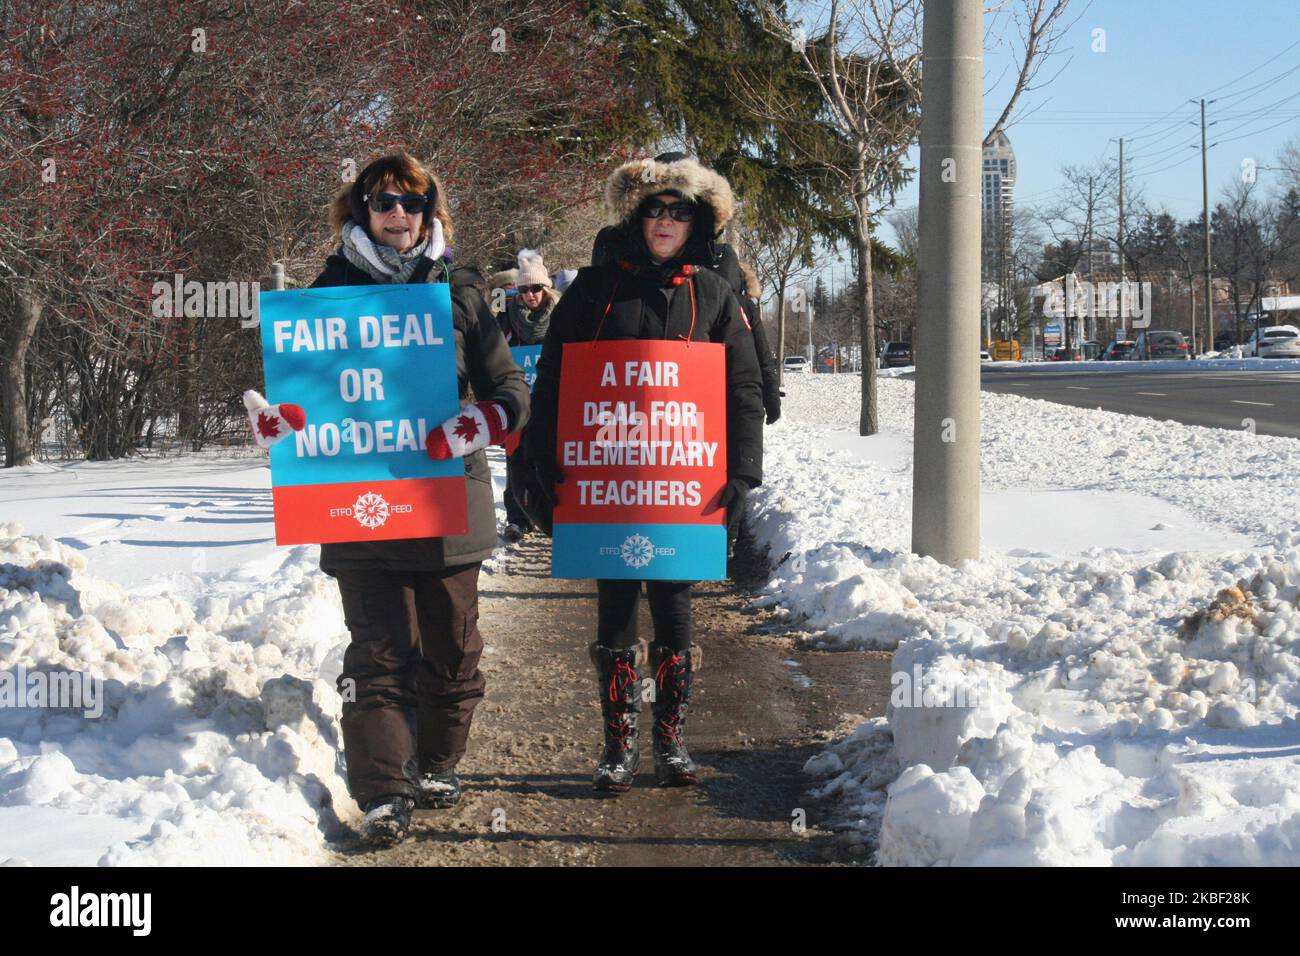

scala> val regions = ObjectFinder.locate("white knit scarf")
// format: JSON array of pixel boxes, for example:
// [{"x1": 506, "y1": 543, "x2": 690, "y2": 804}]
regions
[{"x1": 341, "y1": 217, "x2": 447, "y2": 283}]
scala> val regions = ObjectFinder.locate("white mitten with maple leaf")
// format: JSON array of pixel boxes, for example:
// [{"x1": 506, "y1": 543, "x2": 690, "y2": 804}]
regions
[
  {"x1": 425, "y1": 401, "x2": 509, "y2": 460},
  {"x1": 243, "y1": 390, "x2": 306, "y2": 449}
]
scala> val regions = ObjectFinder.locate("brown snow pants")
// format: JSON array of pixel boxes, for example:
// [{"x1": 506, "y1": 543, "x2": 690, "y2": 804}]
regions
[{"x1": 333, "y1": 564, "x2": 485, "y2": 807}]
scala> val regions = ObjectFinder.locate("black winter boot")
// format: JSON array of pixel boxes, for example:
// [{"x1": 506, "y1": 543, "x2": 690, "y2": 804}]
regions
[
  {"x1": 360, "y1": 794, "x2": 415, "y2": 847},
  {"x1": 415, "y1": 770, "x2": 462, "y2": 809},
  {"x1": 590, "y1": 643, "x2": 644, "y2": 793},
  {"x1": 650, "y1": 643, "x2": 701, "y2": 786}
]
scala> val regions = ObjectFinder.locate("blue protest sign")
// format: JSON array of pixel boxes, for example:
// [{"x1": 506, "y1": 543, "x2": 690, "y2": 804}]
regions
[{"x1": 257, "y1": 282, "x2": 467, "y2": 544}]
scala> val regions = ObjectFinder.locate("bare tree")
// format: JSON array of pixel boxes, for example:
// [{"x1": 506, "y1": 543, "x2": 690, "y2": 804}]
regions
[
  {"x1": 733, "y1": 216, "x2": 817, "y2": 377},
  {"x1": 753, "y1": 0, "x2": 1073, "y2": 434}
]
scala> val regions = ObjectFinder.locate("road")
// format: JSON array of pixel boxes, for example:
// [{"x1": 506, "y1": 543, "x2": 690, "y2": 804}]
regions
[{"x1": 968, "y1": 364, "x2": 1300, "y2": 438}]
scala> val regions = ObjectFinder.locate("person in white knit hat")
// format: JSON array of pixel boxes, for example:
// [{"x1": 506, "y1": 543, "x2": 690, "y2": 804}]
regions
[{"x1": 501, "y1": 249, "x2": 559, "y2": 541}]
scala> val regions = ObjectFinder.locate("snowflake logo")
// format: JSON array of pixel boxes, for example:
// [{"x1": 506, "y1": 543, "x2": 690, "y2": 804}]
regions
[
  {"x1": 255, "y1": 411, "x2": 281, "y2": 440},
  {"x1": 353, "y1": 492, "x2": 391, "y2": 529},
  {"x1": 620, "y1": 534, "x2": 655, "y2": 569}
]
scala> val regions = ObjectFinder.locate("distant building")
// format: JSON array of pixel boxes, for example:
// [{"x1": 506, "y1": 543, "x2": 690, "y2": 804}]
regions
[
  {"x1": 982, "y1": 132, "x2": 1017, "y2": 339},
  {"x1": 982, "y1": 131, "x2": 1016, "y2": 230}
]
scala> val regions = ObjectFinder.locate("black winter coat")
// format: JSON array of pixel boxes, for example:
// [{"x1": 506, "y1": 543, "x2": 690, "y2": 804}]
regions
[
  {"x1": 594, "y1": 228, "x2": 778, "y2": 423},
  {"x1": 740, "y1": 295, "x2": 781, "y2": 422},
  {"x1": 307, "y1": 253, "x2": 530, "y2": 573},
  {"x1": 524, "y1": 259, "x2": 764, "y2": 486}
]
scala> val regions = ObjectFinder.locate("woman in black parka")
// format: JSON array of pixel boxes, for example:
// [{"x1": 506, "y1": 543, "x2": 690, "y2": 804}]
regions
[
  {"x1": 521, "y1": 156, "x2": 763, "y2": 792},
  {"x1": 255, "y1": 151, "x2": 529, "y2": 846}
]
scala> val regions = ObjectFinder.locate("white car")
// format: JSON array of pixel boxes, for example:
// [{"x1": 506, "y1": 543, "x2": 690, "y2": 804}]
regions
[
  {"x1": 783, "y1": 355, "x2": 809, "y2": 373},
  {"x1": 1244, "y1": 325, "x2": 1300, "y2": 358}
]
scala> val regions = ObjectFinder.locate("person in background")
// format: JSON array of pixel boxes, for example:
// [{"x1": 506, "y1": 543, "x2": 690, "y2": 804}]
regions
[
  {"x1": 736, "y1": 260, "x2": 780, "y2": 426},
  {"x1": 486, "y1": 266, "x2": 518, "y2": 338},
  {"x1": 553, "y1": 268, "x2": 578, "y2": 294},
  {"x1": 501, "y1": 248, "x2": 558, "y2": 541}
]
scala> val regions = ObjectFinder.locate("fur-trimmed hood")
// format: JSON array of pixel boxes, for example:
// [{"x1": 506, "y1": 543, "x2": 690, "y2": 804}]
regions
[{"x1": 604, "y1": 156, "x2": 736, "y2": 236}]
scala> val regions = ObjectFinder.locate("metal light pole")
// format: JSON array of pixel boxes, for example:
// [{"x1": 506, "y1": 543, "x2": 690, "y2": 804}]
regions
[
  {"x1": 911, "y1": 0, "x2": 982, "y2": 565},
  {"x1": 1193, "y1": 97, "x2": 1217, "y2": 353}
]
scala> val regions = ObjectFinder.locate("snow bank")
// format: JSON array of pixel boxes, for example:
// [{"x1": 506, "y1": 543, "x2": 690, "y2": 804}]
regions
[
  {"x1": 0, "y1": 523, "x2": 350, "y2": 865},
  {"x1": 757, "y1": 375, "x2": 1300, "y2": 866}
]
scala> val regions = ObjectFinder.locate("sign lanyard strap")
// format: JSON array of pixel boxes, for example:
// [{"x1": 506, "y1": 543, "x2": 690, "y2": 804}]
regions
[{"x1": 594, "y1": 262, "x2": 696, "y2": 345}]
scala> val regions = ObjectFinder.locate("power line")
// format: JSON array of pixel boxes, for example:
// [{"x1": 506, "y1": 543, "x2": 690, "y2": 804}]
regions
[{"x1": 1199, "y1": 37, "x2": 1300, "y2": 97}]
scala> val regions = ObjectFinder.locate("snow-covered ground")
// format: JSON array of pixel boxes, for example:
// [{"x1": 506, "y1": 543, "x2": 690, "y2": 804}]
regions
[
  {"x1": 4, "y1": 370, "x2": 1299, "y2": 867},
  {"x1": 0, "y1": 449, "x2": 516, "y2": 865},
  {"x1": 755, "y1": 374, "x2": 1300, "y2": 866}
]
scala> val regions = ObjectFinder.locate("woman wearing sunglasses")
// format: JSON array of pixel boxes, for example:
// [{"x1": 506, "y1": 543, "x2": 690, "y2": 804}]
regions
[
  {"x1": 521, "y1": 156, "x2": 764, "y2": 792},
  {"x1": 252, "y1": 151, "x2": 529, "y2": 846},
  {"x1": 501, "y1": 249, "x2": 559, "y2": 541}
]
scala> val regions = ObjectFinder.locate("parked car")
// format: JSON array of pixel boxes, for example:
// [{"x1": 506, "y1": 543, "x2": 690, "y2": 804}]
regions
[
  {"x1": 980, "y1": 348, "x2": 992, "y2": 362},
  {"x1": 1214, "y1": 330, "x2": 1240, "y2": 352},
  {"x1": 783, "y1": 355, "x2": 809, "y2": 373},
  {"x1": 1133, "y1": 330, "x2": 1190, "y2": 360},
  {"x1": 879, "y1": 341, "x2": 914, "y2": 368},
  {"x1": 1049, "y1": 346, "x2": 1086, "y2": 361},
  {"x1": 1244, "y1": 325, "x2": 1300, "y2": 358},
  {"x1": 1102, "y1": 340, "x2": 1136, "y2": 361}
]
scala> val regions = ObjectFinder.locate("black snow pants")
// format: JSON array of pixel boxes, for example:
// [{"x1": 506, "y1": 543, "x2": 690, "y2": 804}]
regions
[
  {"x1": 596, "y1": 579, "x2": 693, "y2": 652},
  {"x1": 333, "y1": 563, "x2": 485, "y2": 807}
]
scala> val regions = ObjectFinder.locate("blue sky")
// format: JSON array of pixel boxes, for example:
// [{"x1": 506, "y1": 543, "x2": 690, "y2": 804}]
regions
[{"x1": 867, "y1": 0, "x2": 1300, "y2": 251}]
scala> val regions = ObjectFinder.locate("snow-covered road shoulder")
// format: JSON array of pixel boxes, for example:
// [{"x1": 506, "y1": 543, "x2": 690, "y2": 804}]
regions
[{"x1": 753, "y1": 375, "x2": 1300, "y2": 866}]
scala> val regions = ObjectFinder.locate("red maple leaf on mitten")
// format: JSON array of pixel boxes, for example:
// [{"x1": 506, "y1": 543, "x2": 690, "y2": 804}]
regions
[
  {"x1": 452, "y1": 413, "x2": 481, "y2": 445},
  {"x1": 256, "y1": 411, "x2": 283, "y2": 440},
  {"x1": 244, "y1": 390, "x2": 306, "y2": 449},
  {"x1": 426, "y1": 401, "x2": 509, "y2": 459}
]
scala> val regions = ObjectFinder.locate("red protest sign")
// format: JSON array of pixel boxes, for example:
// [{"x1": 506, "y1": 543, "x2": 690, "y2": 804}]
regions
[{"x1": 553, "y1": 340, "x2": 727, "y2": 527}]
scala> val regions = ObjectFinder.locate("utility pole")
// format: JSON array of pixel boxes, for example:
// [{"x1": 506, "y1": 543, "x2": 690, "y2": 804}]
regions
[
  {"x1": 911, "y1": 0, "x2": 981, "y2": 565},
  {"x1": 1084, "y1": 176, "x2": 1094, "y2": 348},
  {"x1": 1194, "y1": 98, "x2": 1216, "y2": 354},
  {"x1": 1117, "y1": 138, "x2": 1125, "y2": 341}
]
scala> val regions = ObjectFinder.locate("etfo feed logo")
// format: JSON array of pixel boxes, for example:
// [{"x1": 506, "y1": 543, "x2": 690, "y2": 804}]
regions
[
  {"x1": 352, "y1": 491, "x2": 391, "y2": 529},
  {"x1": 600, "y1": 533, "x2": 677, "y2": 569},
  {"x1": 328, "y1": 491, "x2": 414, "y2": 529},
  {"x1": 621, "y1": 533, "x2": 655, "y2": 569}
]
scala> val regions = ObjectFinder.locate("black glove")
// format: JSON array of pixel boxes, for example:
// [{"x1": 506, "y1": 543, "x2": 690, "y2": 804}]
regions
[
  {"x1": 717, "y1": 478, "x2": 751, "y2": 526},
  {"x1": 765, "y1": 403, "x2": 781, "y2": 426},
  {"x1": 518, "y1": 457, "x2": 564, "y2": 535}
]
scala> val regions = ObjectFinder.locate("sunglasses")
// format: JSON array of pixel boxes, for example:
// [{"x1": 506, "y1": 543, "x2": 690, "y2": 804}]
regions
[
  {"x1": 641, "y1": 198, "x2": 696, "y2": 222},
  {"x1": 518, "y1": 284, "x2": 547, "y2": 294},
  {"x1": 365, "y1": 191, "x2": 429, "y2": 215}
]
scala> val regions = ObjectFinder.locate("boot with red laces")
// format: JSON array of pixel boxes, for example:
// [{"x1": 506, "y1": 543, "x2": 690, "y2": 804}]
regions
[
  {"x1": 590, "y1": 643, "x2": 644, "y2": 792},
  {"x1": 650, "y1": 643, "x2": 701, "y2": 786}
]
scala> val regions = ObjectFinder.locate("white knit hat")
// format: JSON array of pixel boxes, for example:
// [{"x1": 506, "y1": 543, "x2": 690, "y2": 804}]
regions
[{"x1": 516, "y1": 248, "x2": 552, "y2": 287}]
